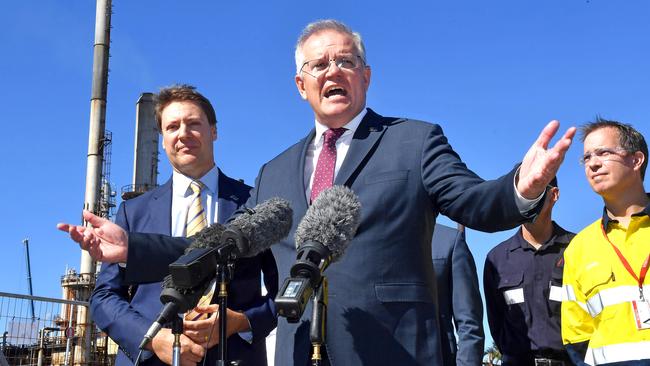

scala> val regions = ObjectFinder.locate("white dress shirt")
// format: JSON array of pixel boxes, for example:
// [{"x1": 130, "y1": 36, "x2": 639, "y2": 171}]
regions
[
  {"x1": 304, "y1": 109, "x2": 367, "y2": 200},
  {"x1": 171, "y1": 165, "x2": 220, "y2": 237}
]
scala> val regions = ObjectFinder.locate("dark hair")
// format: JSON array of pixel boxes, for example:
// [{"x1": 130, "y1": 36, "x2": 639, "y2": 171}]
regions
[
  {"x1": 154, "y1": 84, "x2": 217, "y2": 131},
  {"x1": 580, "y1": 117, "x2": 647, "y2": 179}
]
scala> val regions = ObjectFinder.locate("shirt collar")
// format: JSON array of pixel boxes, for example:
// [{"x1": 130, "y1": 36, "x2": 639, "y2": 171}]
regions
[
  {"x1": 172, "y1": 165, "x2": 219, "y2": 198},
  {"x1": 509, "y1": 222, "x2": 572, "y2": 252},
  {"x1": 313, "y1": 108, "x2": 367, "y2": 144},
  {"x1": 601, "y1": 193, "x2": 650, "y2": 228}
]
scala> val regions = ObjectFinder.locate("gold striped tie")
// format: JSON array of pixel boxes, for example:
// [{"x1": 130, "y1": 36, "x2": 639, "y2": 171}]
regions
[
  {"x1": 185, "y1": 181, "x2": 207, "y2": 237},
  {"x1": 184, "y1": 181, "x2": 213, "y2": 323}
]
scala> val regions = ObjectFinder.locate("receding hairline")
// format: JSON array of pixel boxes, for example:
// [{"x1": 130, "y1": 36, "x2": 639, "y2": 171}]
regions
[{"x1": 294, "y1": 20, "x2": 367, "y2": 74}]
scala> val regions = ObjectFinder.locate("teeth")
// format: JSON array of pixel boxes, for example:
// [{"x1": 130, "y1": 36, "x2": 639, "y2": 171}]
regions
[{"x1": 325, "y1": 87, "x2": 345, "y2": 97}]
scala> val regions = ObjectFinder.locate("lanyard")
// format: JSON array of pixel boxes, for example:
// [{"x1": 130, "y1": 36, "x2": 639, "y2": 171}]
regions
[{"x1": 601, "y1": 219, "x2": 650, "y2": 301}]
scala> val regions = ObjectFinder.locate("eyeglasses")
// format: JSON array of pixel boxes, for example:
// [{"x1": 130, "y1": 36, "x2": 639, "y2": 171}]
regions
[
  {"x1": 300, "y1": 55, "x2": 364, "y2": 78},
  {"x1": 579, "y1": 147, "x2": 629, "y2": 166}
]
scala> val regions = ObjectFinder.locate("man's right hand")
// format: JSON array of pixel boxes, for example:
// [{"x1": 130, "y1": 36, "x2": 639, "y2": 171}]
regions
[
  {"x1": 57, "y1": 210, "x2": 128, "y2": 263},
  {"x1": 149, "y1": 328, "x2": 206, "y2": 366}
]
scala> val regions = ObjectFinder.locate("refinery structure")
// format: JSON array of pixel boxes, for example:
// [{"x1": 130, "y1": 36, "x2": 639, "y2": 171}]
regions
[{"x1": 0, "y1": 1, "x2": 161, "y2": 364}]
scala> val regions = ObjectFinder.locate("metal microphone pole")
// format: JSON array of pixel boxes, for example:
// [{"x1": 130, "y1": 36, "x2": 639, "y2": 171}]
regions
[
  {"x1": 171, "y1": 315, "x2": 183, "y2": 366},
  {"x1": 215, "y1": 261, "x2": 235, "y2": 366},
  {"x1": 310, "y1": 277, "x2": 328, "y2": 366}
]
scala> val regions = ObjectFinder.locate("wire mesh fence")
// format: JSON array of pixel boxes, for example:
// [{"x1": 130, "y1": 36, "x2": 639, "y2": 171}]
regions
[{"x1": 0, "y1": 292, "x2": 115, "y2": 366}]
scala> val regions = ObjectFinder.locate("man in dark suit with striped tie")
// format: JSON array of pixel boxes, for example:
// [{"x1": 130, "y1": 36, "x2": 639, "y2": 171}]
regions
[{"x1": 88, "y1": 85, "x2": 277, "y2": 366}]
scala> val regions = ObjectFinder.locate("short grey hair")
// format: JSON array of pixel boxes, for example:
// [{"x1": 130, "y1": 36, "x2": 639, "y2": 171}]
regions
[{"x1": 294, "y1": 19, "x2": 367, "y2": 74}]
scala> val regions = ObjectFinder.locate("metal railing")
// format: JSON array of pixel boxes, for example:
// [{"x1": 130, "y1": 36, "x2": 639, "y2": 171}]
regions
[{"x1": 0, "y1": 292, "x2": 115, "y2": 366}]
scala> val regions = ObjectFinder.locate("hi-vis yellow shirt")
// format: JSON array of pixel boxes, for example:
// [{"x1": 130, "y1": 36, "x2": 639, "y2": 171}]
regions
[{"x1": 562, "y1": 214, "x2": 650, "y2": 365}]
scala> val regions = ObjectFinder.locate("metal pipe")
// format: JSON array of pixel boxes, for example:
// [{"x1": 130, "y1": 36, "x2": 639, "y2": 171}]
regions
[
  {"x1": 77, "y1": 0, "x2": 113, "y2": 363},
  {"x1": 22, "y1": 238, "x2": 35, "y2": 320}
]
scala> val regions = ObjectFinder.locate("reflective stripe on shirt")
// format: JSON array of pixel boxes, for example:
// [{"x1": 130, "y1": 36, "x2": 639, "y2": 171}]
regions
[
  {"x1": 563, "y1": 284, "x2": 589, "y2": 313},
  {"x1": 585, "y1": 285, "x2": 649, "y2": 317},
  {"x1": 587, "y1": 340, "x2": 650, "y2": 365}
]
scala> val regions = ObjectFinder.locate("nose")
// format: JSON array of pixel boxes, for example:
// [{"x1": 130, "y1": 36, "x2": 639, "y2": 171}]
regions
[
  {"x1": 585, "y1": 157, "x2": 601, "y2": 171},
  {"x1": 324, "y1": 59, "x2": 343, "y2": 77},
  {"x1": 178, "y1": 122, "x2": 191, "y2": 138}
]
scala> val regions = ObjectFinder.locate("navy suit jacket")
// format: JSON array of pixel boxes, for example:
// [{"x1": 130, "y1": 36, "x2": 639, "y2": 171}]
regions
[
  {"x1": 89, "y1": 170, "x2": 277, "y2": 366},
  {"x1": 243, "y1": 109, "x2": 538, "y2": 365},
  {"x1": 432, "y1": 224, "x2": 484, "y2": 366},
  {"x1": 124, "y1": 109, "x2": 540, "y2": 365}
]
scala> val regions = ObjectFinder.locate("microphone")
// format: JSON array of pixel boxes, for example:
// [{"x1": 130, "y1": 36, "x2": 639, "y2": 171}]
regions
[
  {"x1": 138, "y1": 274, "x2": 212, "y2": 350},
  {"x1": 276, "y1": 186, "x2": 361, "y2": 322},
  {"x1": 184, "y1": 222, "x2": 227, "y2": 253},
  {"x1": 139, "y1": 198, "x2": 293, "y2": 350},
  {"x1": 169, "y1": 197, "x2": 293, "y2": 289}
]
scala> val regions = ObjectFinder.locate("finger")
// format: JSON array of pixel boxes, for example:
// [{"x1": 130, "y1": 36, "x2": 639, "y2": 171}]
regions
[
  {"x1": 82, "y1": 210, "x2": 107, "y2": 228},
  {"x1": 550, "y1": 127, "x2": 577, "y2": 154},
  {"x1": 67, "y1": 227, "x2": 85, "y2": 243},
  {"x1": 180, "y1": 359, "x2": 198, "y2": 366},
  {"x1": 181, "y1": 351, "x2": 202, "y2": 365},
  {"x1": 56, "y1": 223, "x2": 70, "y2": 232},
  {"x1": 188, "y1": 341, "x2": 206, "y2": 359},
  {"x1": 183, "y1": 318, "x2": 215, "y2": 330},
  {"x1": 87, "y1": 239, "x2": 103, "y2": 260},
  {"x1": 194, "y1": 304, "x2": 219, "y2": 313},
  {"x1": 534, "y1": 120, "x2": 560, "y2": 150}
]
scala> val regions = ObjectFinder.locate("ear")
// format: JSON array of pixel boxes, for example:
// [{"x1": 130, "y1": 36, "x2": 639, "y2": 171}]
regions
[
  {"x1": 632, "y1": 151, "x2": 645, "y2": 172},
  {"x1": 295, "y1": 74, "x2": 307, "y2": 100},
  {"x1": 211, "y1": 125, "x2": 217, "y2": 142},
  {"x1": 362, "y1": 65, "x2": 372, "y2": 91},
  {"x1": 550, "y1": 187, "x2": 559, "y2": 203}
]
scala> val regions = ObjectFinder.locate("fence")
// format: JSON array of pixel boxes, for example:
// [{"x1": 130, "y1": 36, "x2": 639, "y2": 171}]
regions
[{"x1": 0, "y1": 292, "x2": 114, "y2": 366}]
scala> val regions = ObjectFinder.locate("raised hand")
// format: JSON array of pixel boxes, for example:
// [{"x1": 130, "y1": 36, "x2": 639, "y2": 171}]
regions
[
  {"x1": 517, "y1": 120, "x2": 576, "y2": 199},
  {"x1": 57, "y1": 210, "x2": 129, "y2": 263}
]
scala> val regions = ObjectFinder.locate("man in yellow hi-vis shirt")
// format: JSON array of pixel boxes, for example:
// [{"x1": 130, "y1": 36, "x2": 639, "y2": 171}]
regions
[{"x1": 562, "y1": 118, "x2": 649, "y2": 365}]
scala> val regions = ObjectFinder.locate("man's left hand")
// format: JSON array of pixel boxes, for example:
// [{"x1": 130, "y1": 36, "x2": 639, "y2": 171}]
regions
[
  {"x1": 517, "y1": 120, "x2": 576, "y2": 199},
  {"x1": 183, "y1": 305, "x2": 250, "y2": 348}
]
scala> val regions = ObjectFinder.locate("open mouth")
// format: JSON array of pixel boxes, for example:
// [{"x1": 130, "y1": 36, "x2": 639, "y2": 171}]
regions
[{"x1": 324, "y1": 86, "x2": 347, "y2": 98}]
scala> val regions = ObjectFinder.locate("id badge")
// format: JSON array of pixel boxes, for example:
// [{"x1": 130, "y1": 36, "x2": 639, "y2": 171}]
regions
[{"x1": 631, "y1": 300, "x2": 650, "y2": 330}]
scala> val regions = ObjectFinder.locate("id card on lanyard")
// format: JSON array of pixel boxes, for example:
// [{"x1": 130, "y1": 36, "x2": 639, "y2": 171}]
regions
[{"x1": 601, "y1": 219, "x2": 650, "y2": 329}]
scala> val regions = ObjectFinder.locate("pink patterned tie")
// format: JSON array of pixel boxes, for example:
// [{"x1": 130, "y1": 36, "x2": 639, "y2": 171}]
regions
[{"x1": 311, "y1": 128, "x2": 346, "y2": 203}]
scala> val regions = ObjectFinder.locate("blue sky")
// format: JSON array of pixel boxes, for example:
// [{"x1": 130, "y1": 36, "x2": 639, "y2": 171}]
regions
[{"x1": 1, "y1": 0, "x2": 648, "y2": 349}]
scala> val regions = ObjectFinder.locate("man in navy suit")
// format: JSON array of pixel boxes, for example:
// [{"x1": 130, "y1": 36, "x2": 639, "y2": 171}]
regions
[
  {"x1": 432, "y1": 224, "x2": 484, "y2": 366},
  {"x1": 61, "y1": 20, "x2": 575, "y2": 366},
  {"x1": 89, "y1": 85, "x2": 277, "y2": 366}
]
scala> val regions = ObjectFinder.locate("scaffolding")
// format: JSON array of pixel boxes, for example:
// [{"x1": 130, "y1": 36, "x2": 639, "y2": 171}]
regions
[{"x1": 0, "y1": 291, "x2": 114, "y2": 366}]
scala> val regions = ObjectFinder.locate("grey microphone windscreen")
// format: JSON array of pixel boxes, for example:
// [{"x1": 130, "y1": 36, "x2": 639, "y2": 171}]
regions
[
  {"x1": 295, "y1": 185, "x2": 361, "y2": 261},
  {"x1": 228, "y1": 197, "x2": 293, "y2": 257},
  {"x1": 184, "y1": 223, "x2": 226, "y2": 254}
]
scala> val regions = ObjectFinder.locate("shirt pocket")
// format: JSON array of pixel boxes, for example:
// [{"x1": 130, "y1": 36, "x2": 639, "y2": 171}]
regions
[
  {"x1": 374, "y1": 283, "x2": 434, "y2": 303},
  {"x1": 578, "y1": 264, "x2": 615, "y2": 318},
  {"x1": 498, "y1": 272, "x2": 525, "y2": 305},
  {"x1": 497, "y1": 272, "x2": 528, "y2": 329},
  {"x1": 579, "y1": 265, "x2": 614, "y2": 299},
  {"x1": 364, "y1": 170, "x2": 409, "y2": 185}
]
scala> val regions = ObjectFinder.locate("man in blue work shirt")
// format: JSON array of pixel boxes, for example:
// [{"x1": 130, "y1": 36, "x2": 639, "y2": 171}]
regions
[{"x1": 484, "y1": 177, "x2": 576, "y2": 366}]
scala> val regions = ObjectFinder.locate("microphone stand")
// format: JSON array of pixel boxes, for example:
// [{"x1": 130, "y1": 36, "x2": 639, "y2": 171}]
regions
[
  {"x1": 310, "y1": 277, "x2": 328, "y2": 366},
  {"x1": 215, "y1": 261, "x2": 235, "y2": 366},
  {"x1": 171, "y1": 315, "x2": 183, "y2": 366}
]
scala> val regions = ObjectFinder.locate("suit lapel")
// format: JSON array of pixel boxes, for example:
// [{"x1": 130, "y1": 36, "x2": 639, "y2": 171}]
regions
[
  {"x1": 296, "y1": 130, "x2": 315, "y2": 210},
  {"x1": 150, "y1": 179, "x2": 173, "y2": 235},
  {"x1": 335, "y1": 109, "x2": 387, "y2": 186},
  {"x1": 217, "y1": 169, "x2": 244, "y2": 224}
]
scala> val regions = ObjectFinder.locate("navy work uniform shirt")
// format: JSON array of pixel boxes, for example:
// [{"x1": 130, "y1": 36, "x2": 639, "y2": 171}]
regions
[{"x1": 484, "y1": 222, "x2": 575, "y2": 364}]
